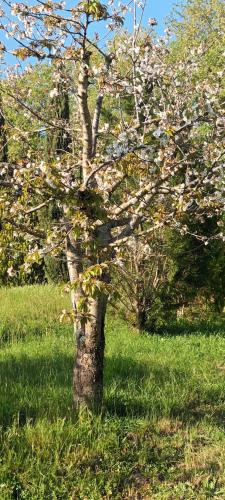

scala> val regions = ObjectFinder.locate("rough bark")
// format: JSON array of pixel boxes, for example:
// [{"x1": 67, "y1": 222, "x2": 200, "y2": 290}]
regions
[
  {"x1": 73, "y1": 293, "x2": 107, "y2": 410},
  {"x1": 66, "y1": 233, "x2": 108, "y2": 409}
]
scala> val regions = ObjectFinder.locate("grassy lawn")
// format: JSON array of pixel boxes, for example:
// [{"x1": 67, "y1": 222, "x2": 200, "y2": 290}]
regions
[{"x1": 1, "y1": 286, "x2": 225, "y2": 498}]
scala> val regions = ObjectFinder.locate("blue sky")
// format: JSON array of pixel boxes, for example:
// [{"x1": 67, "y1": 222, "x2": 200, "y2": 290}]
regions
[
  {"x1": 2, "y1": 0, "x2": 176, "y2": 64},
  {"x1": 137, "y1": 0, "x2": 175, "y2": 34}
]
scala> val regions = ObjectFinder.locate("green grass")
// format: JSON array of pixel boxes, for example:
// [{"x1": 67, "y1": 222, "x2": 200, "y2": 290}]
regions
[
  {"x1": 0, "y1": 284, "x2": 71, "y2": 343},
  {"x1": 1, "y1": 286, "x2": 225, "y2": 498}
]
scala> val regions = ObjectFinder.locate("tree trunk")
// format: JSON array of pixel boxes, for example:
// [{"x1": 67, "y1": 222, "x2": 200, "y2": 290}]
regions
[
  {"x1": 73, "y1": 294, "x2": 107, "y2": 410},
  {"x1": 136, "y1": 305, "x2": 147, "y2": 332},
  {"x1": 66, "y1": 234, "x2": 108, "y2": 410},
  {"x1": 214, "y1": 295, "x2": 224, "y2": 314},
  {"x1": 67, "y1": 46, "x2": 110, "y2": 410}
]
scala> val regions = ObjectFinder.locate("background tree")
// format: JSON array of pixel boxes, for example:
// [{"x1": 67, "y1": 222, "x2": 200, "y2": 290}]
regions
[
  {"x1": 111, "y1": 0, "x2": 225, "y2": 330},
  {"x1": 113, "y1": 231, "x2": 177, "y2": 332},
  {"x1": 166, "y1": 0, "x2": 225, "y2": 316},
  {"x1": 170, "y1": 0, "x2": 225, "y2": 81},
  {"x1": 42, "y1": 79, "x2": 71, "y2": 283},
  {"x1": 170, "y1": 216, "x2": 225, "y2": 315}
]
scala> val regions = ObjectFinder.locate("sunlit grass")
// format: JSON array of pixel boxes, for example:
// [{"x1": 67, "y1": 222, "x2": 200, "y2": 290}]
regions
[
  {"x1": 1, "y1": 286, "x2": 225, "y2": 498},
  {"x1": 0, "y1": 284, "x2": 70, "y2": 343}
]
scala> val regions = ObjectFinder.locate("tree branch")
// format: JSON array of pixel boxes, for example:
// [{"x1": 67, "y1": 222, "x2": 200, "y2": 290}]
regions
[
  {"x1": 25, "y1": 198, "x2": 54, "y2": 215},
  {"x1": 2, "y1": 218, "x2": 46, "y2": 239}
]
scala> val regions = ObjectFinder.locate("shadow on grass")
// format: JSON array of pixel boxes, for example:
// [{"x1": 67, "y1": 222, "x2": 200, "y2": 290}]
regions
[
  {"x1": 1, "y1": 351, "x2": 225, "y2": 427},
  {"x1": 0, "y1": 352, "x2": 74, "y2": 427},
  {"x1": 105, "y1": 355, "x2": 225, "y2": 426},
  {"x1": 155, "y1": 318, "x2": 225, "y2": 337}
]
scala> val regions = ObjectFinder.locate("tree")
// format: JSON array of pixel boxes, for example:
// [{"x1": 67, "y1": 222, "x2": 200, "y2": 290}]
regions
[
  {"x1": 169, "y1": 216, "x2": 225, "y2": 315},
  {"x1": 113, "y1": 231, "x2": 176, "y2": 331},
  {"x1": 0, "y1": 67, "x2": 51, "y2": 284},
  {"x1": 42, "y1": 82, "x2": 71, "y2": 283},
  {"x1": 0, "y1": 0, "x2": 224, "y2": 409},
  {"x1": 167, "y1": 0, "x2": 225, "y2": 315},
  {"x1": 170, "y1": 0, "x2": 225, "y2": 81}
]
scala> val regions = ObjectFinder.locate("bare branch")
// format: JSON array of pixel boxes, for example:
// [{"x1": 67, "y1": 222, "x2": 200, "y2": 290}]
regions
[
  {"x1": 25, "y1": 198, "x2": 54, "y2": 215},
  {"x1": 92, "y1": 94, "x2": 104, "y2": 157}
]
